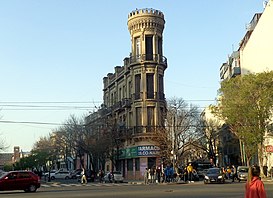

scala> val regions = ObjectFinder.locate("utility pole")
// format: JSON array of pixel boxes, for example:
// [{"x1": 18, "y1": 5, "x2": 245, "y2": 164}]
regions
[{"x1": 172, "y1": 106, "x2": 177, "y2": 171}]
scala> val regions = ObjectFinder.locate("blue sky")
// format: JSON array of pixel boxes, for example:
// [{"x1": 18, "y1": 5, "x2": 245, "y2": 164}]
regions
[{"x1": 0, "y1": 0, "x2": 264, "y2": 152}]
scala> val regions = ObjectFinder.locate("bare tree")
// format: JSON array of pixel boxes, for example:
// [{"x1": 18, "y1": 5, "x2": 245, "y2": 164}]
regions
[
  {"x1": 192, "y1": 119, "x2": 223, "y2": 165},
  {"x1": 58, "y1": 115, "x2": 87, "y2": 169},
  {"x1": 0, "y1": 114, "x2": 9, "y2": 151},
  {"x1": 0, "y1": 134, "x2": 8, "y2": 152},
  {"x1": 165, "y1": 97, "x2": 202, "y2": 167}
]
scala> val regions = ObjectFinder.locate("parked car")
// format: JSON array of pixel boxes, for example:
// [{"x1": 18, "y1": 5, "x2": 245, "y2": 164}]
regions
[
  {"x1": 0, "y1": 171, "x2": 40, "y2": 192},
  {"x1": 50, "y1": 169, "x2": 72, "y2": 180},
  {"x1": 76, "y1": 169, "x2": 96, "y2": 182},
  {"x1": 44, "y1": 170, "x2": 57, "y2": 178},
  {"x1": 86, "y1": 169, "x2": 96, "y2": 182},
  {"x1": 104, "y1": 171, "x2": 124, "y2": 183},
  {"x1": 204, "y1": 167, "x2": 225, "y2": 184},
  {"x1": 237, "y1": 166, "x2": 249, "y2": 182},
  {"x1": 71, "y1": 169, "x2": 82, "y2": 179}
]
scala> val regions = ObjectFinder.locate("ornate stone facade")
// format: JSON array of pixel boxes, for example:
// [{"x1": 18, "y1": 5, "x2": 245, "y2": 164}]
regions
[{"x1": 86, "y1": 8, "x2": 168, "y2": 180}]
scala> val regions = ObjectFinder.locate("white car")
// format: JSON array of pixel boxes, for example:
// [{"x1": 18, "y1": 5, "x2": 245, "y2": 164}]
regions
[
  {"x1": 237, "y1": 166, "x2": 249, "y2": 182},
  {"x1": 44, "y1": 170, "x2": 57, "y2": 177},
  {"x1": 50, "y1": 170, "x2": 72, "y2": 180},
  {"x1": 104, "y1": 171, "x2": 124, "y2": 183}
]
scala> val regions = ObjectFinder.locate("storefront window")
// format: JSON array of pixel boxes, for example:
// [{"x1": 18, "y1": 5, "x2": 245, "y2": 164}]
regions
[
  {"x1": 135, "y1": 158, "x2": 140, "y2": 171},
  {"x1": 127, "y1": 159, "x2": 133, "y2": 171}
]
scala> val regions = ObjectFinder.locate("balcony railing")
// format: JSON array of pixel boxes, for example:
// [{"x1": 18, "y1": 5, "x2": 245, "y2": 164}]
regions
[
  {"x1": 132, "y1": 92, "x2": 143, "y2": 100},
  {"x1": 127, "y1": 126, "x2": 165, "y2": 135},
  {"x1": 130, "y1": 54, "x2": 167, "y2": 66}
]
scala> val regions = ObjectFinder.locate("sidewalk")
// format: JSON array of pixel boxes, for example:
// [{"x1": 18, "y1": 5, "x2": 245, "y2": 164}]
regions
[
  {"x1": 126, "y1": 179, "x2": 188, "y2": 185},
  {"x1": 263, "y1": 178, "x2": 273, "y2": 183}
]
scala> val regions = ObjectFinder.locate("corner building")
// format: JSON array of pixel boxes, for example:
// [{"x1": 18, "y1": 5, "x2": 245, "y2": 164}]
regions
[{"x1": 86, "y1": 9, "x2": 167, "y2": 180}]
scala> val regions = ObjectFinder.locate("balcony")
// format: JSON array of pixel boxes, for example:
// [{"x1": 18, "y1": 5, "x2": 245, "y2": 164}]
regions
[
  {"x1": 132, "y1": 92, "x2": 143, "y2": 100},
  {"x1": 130, "y1": 54, "x2": 167, "y2": 67},
  {"x1": 127, "y1": 126, "x2": 165, "y2": 135},
  {"x1": 121, "y1": 98, "x2": 132, "y2": 108},
  {"x1": 231, "y1": 67, "x2": 241, "y2": 77}
]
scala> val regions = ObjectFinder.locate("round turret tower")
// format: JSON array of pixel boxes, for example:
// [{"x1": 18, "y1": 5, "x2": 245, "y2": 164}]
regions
[
  {"x1": 127, "y1": 8, "x2": 167, "y2": 138},
  {"x1": 128, "y1": 8, "x2": 166, "y2": 65}
]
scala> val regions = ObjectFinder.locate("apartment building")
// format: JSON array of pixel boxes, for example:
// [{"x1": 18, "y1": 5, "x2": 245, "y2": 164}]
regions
[
  {"x1": 85, "y1": 8, "x2": 167, "y2": 180},
  {"x1": 219, "y1": 0, "x2": 273, "y2": 168}
]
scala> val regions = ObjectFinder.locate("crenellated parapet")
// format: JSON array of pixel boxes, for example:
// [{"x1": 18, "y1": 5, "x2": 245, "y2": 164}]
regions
[
  {"x1": 128, "y1": 8, "x2": 164, "y2": 18},
  {"x1": 128, "y1": 8, "x2": 165, "y2": 33}
]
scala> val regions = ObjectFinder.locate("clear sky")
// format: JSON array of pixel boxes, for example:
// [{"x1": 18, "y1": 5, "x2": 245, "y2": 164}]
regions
[{"x1": 0, "y1": 0, "x2": 264, "y2": 152}]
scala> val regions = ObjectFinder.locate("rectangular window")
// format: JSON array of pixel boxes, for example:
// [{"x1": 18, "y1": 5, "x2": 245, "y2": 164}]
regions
[
  {"x1": 135, "y1": 158, "x2": 140, "y2": 171},
  {"x1": 135, "y1": 74, "x2": 141, "y2": 100},
  {"x1": 148, "y1": 157, "x2": 156, "y2": 169},
  {"x1": 128, "y1": 81, "x2": 131, "y2": 98},
  {"x1": 127, "y1": 159, "x2": 133, "y2": 171},
  {"x1": 123, "y1": 85, "x2": 126, "y2": 98},
  {"x1": 145, "y1": 36, "x2": 153, "y2": 60},
  {"x1": 111, "y1": 93, "x2": 114, "y2": 105},
  {"x1": 147, "y1": 107, "x2": 154, "y2": 132},
  {"x1": 159, "y1": 75, "x2": 164, "y2": 99},
  {"x1": 119, "y1": 87, "x2": 122, "y2": 101},
  {"x1": 158, "y1": 37, "x2": 162, "y2": 56},
  {"x1": 160, "y1": 107, "x2": 165, "y2": 126},
  {"x1": 136, "y1": 108, "x2": 142, "y2": 126},
  {"x1": 136, "y1": 107, "x2": 142, "y2": 133},
  {"x1": 135, "y1": 37, "x2": 141, "y2": 60},
  {"x1": 146, "y1": 74, "x2": 154, "y2": 99}
]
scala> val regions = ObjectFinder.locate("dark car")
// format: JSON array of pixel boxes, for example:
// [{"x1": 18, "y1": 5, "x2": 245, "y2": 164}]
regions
[
  {"x1": 0, "y1": 171, "x2": 41, "y2": 192},
  {"x1": 86, "y1": 169, "x2": 96, "y2": 182},
  {"x1": 71, "y1": 169, "x2": 82, "y2": 179},
  {"x1": 204, "y1": 168, "x2": 225, "y2": 184}
]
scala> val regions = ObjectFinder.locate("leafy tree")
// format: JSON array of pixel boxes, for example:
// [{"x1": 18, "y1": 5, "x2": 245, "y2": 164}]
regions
[
  {"x1": 216, "y1": 71, "x2": 273, "y2": 167},
  {"x1": 32, "y1": 135, "x2": 55, "y2": 170}
]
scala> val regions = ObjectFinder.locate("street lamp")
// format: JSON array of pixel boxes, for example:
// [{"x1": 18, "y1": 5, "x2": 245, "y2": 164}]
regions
[{"x1": 172, "y1": 106, "x2": 177, "y2": 171}]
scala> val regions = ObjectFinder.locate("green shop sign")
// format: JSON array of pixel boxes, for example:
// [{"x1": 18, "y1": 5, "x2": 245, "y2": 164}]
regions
[{"x1": 119, "y1": 145, "x2": 160, "y2": 159}]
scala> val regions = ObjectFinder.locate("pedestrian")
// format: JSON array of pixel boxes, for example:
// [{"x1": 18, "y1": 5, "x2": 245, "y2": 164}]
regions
[
  {"x1": 187, "y1": 163, "x2": 193, "y2": 183},
  {"x1": 232, "y1": 165, "x2": 237, "y2": 182},
  {"x1": 263, "y1": 166, "x2": 268, "y2": 177},
  {"x1": 108, "y1": 171, "x2": 113, "y2": 183},
  {"x1": 81, "y1": 168, "x2": 87, "y2": 184},
  {"x1": 226, "y1": 166, "x2": 231, "y2": 179},
  {"x1": 270, "y1": 167, "x2": 273, "y2": 180},
  {"x1": 183, "y1": 167, "x2": 188, "y2": 182},
  {"x1": 164, "y1": 166, "x2": 170, "y2": 183},
  {"x1": 169, "y1": 165, "x2": 174, "y2": 182},
  {"x1": 150, "y1": 167, "x2": 155, "y2": 183},
  {"x1": 245, "y1": 165, "x2": 266, "y2": 198},
  {"x1": 156, "y1": 166, "x2": 161, "y2": 183},
  {"x1": 144, "y1": 168, "x2": 149, "y2": 185},
  {"x1": 99, "y1": 169, "x2": 104, "y2": 183}
]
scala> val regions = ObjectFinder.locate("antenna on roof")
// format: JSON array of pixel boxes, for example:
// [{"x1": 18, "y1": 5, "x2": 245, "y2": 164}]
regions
[{"x1": 263, "y1": 1, "x2": 268, "y2": 9}]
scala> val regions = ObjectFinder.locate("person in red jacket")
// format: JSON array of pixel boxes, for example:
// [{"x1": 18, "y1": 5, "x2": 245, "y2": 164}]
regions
[{"x1": 245, "y1": 165, "x2": 266, "y2": 198}]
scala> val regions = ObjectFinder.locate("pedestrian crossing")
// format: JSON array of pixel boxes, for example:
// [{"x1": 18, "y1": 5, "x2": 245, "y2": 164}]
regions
[{"x1": 41, "y1": 182, "x2": 137, "y2": 188}]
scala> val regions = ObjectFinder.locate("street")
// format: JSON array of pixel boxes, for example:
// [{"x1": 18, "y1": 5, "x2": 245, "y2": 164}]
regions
[{"x1": 0, "y1": 180, "x2": 272, "y2": 198}]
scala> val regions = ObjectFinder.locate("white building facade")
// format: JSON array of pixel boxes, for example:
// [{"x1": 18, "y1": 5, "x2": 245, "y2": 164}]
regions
[{"x1": 220, "y1": 0, "x2": 273, "y2": 170}]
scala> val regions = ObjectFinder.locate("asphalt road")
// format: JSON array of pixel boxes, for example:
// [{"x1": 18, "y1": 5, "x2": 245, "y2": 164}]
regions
[{"x1": 0, "y1": 180, "x2": 272, "y2": 198}]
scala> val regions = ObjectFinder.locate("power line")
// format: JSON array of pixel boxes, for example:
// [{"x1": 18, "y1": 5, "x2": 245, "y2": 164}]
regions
[
  {"x1": 0, "y1": 101, "x2": 103, "y2": 104},
  {"x1": 0, "y1": 120, "x2": 63, "y2": 126}
]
